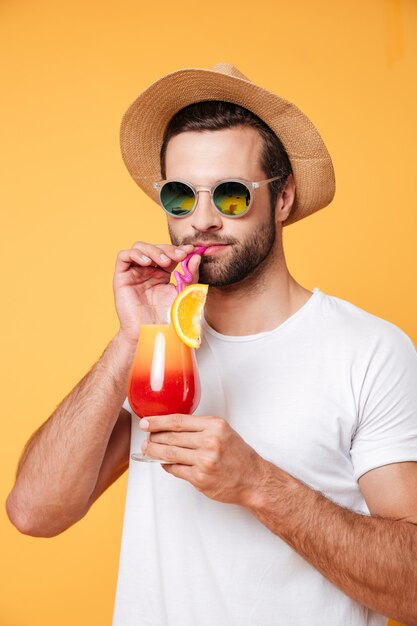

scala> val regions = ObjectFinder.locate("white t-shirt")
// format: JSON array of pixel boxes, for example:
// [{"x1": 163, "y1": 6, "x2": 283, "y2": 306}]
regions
[{"x1": 112, "y1": 288, "x2": 417, "y2": 626}]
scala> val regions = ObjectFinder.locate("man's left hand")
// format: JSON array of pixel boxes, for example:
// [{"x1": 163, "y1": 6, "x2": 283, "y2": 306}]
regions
[{"x1": 140, "y1": 414, "x2": 266, "y2": 506}]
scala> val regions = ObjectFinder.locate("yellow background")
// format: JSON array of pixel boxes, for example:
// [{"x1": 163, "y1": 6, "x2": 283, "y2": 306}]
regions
[{"x1": 1, "y1": 0, "x2": 416, "y2": 624}]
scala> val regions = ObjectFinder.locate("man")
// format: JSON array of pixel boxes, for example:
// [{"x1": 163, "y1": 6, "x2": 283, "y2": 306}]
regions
[{"x1": 6, "y1": 64, "x2": 417, "y2": 626}]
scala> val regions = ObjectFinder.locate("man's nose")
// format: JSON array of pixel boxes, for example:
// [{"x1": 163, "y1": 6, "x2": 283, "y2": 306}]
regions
[{"x1": 189, "y1": 190, "x2": 222, "y2": 232}]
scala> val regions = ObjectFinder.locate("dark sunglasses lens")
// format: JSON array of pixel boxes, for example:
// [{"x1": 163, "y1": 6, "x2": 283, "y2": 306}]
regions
[
  {"x1": 213, "y1": 181, "x2": 251, "y2": 216},
  {"x1": 160, "y1": 181, "x2": 195, "y2": 216}
]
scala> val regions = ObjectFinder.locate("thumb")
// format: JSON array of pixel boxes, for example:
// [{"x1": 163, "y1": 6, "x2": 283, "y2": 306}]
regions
[{"x1": 188, "y1": 254, "x2": 201, "y2": 284}]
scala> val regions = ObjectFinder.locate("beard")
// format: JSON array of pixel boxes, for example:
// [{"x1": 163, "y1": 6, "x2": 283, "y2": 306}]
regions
[{"x1": 168, "y1": 212, "x2": 277, "y2": 288}]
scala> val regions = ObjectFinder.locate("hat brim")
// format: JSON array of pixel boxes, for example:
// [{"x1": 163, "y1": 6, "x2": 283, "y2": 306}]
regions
[{"x1": 120, "y1": 68, "x2": 335, "y2": 226}]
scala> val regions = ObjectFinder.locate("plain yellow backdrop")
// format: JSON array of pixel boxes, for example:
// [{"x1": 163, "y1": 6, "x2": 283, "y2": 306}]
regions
[{"x1": 1, "y1": 0, "x2": 416, "y2": 625}]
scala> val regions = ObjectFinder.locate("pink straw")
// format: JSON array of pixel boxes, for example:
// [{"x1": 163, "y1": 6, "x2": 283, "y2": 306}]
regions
[{"x1": 174, "y1": 246, "x2": 207, "y2": 293}]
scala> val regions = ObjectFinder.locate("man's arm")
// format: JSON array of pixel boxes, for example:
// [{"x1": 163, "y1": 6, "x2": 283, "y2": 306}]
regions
[
  {"x1": 6, "y1": 240, "x2": 197, "y2": 538},
  {"x1": 141, "y1": 414, "x2": 417, "y2": 626},
  {"x1": 246, "y1": 459, "x2": 417, "y2": 626},
  {"x1": 6, "y1": 332, "x2": 135, "y2": 537}
]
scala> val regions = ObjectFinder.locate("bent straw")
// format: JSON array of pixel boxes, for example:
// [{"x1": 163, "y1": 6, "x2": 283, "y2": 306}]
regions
[{"x1": 174, "y1": 246, "x2": 207, "y2": 293}]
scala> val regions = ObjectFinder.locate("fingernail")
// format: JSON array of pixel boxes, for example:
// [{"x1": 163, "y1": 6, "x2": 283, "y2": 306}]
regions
[
  {"x1": 160, "y1": 254, "x2": 169, "y2": 261},
  {"x1": 141, "y1": 255, "x2": 151, "y2": 262},
  {"x1": 140, "y1": 419, "x2": 149, "y2": 430},
  {"x1": 175, "y1": 249, "x2": 185, "y2": 256}
]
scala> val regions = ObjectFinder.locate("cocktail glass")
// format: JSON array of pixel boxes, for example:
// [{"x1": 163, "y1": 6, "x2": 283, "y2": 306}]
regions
[{"x1": 128, "y1": 303, "x2": 201, "y2": 463}]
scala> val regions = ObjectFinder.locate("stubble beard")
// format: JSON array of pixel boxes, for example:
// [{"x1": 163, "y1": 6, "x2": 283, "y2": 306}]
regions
[{"x1": 168, "y1": 213, "x2": 277, "y2": 288}]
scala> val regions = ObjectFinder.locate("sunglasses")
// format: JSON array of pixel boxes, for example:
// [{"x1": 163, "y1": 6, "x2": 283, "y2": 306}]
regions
[{"x1": 152, "y1": 176, "x2": 282, "y2": 218}]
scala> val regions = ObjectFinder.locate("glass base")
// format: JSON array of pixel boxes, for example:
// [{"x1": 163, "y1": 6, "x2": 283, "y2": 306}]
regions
[{"x1": 131, "y1": 452, "x2": 174, "y2": 464}]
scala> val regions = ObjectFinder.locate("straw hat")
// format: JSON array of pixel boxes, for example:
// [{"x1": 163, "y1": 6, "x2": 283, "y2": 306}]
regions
[{"x1": 120, "y1": 63, "x2": 335, "y2": 226}]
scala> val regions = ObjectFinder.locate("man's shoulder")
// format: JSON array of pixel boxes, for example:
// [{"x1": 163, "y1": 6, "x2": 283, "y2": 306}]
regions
[{"x1": 316, "y1": 289, "x2": 415, "y2": 353}]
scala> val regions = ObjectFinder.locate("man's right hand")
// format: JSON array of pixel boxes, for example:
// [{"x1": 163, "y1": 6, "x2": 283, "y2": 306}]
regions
[{"x1": 113, "y1": 241, "x2": 201, "y2": 346}]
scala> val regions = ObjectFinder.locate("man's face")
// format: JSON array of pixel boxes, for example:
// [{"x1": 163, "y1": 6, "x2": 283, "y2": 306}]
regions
[{"x1": 165, "y1": 126, "x2": 278, "y2": 288}]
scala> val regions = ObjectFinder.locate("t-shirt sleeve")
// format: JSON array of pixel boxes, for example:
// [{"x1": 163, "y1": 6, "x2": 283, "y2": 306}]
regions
[
  {"x1": 122, "y1": 397, "x2": 132, "y2": 413},
  {"x1": 350, "y1": 325, "x2": 417, "y2": 480}
]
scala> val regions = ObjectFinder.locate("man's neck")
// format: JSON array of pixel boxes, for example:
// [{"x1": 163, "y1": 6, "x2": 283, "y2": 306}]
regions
[{"x1": 203, "y1": 247, "x2": 312, "y2": 336}]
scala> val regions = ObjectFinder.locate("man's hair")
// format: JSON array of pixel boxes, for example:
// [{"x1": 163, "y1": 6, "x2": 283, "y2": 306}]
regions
[{"x1": 160, "y1": 101, "x2": 293, "y2": 211}]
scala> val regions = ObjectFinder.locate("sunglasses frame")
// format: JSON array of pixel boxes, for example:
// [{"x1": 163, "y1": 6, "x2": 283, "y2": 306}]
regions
[{"x1": 152, "y1": 176, "x2": 282, "y2": 219}]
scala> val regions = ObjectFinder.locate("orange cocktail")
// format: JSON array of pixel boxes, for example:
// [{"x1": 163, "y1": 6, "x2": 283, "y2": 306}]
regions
[
  {"x1": 128, "y1": 322, "x2": 200, "y2": 417},
  {"x1": 127, "y1": 304, "x2": 201, "y2": 461}
]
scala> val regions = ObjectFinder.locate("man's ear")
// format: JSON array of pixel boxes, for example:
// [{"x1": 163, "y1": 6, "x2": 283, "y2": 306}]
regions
[{"x1": 275, "y1": 174, "x2": 295, "y2": 224}]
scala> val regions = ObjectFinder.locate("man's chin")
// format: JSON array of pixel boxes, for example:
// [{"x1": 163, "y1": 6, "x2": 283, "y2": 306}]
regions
[
  {"x1": 199, "y1": 267, "x2": 242, "y2": 288},
  {"x1": 198, "y1": 259, "x2": 230, "y2": 287}
]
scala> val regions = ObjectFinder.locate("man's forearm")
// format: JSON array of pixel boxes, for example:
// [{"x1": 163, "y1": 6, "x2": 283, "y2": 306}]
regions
[
  {"x1": 246, "y1": 461, "x2": 417, "y2": 626},
  {"x1": 6, "y1": 332, "x2": 135, "y2": 536}
]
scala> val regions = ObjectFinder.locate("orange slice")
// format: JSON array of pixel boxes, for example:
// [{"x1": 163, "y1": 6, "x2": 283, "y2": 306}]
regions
[{"x1": 170, "y1": 283, "x2": 209, "y2": 348}]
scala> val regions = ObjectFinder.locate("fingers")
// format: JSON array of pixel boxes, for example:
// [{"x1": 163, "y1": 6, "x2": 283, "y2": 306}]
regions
[
  {"x1": 142, "y1": 439, "x2": 196, "y2": 465},
  {"x1": 149, "y1": 430, "x2": 199, "y2": 449},
  {"x1": 140, "y1": 414, "x2": 208, "y2": 433},
  {"x1": 162, "y1": 463, "x2": 192, "y2": 481},
  {"x1": 132, "y1": 242, "x2": 194, "y2": 269},
  {"x1": 115, "y1": 242, "x2": 195, "y2": 274}
]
